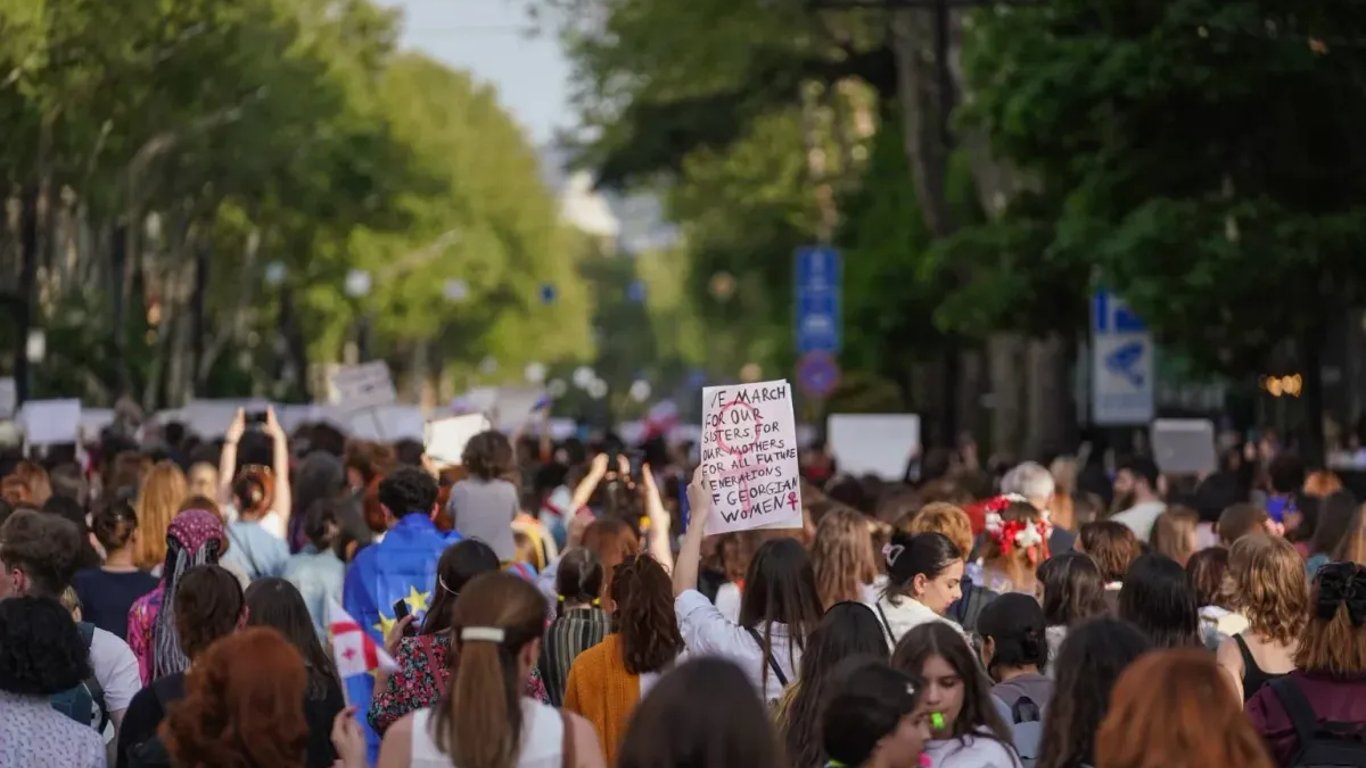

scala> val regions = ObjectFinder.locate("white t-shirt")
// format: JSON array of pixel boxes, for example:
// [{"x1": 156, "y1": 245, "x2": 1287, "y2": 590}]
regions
[
  {"x1": 1111, "y1": 500, "x2": 1166, "y2": 542},
  {"x1": 923, "y1": 732, "x2": 1022, "y2": 768},
  {"x1": 89, "y1": 627, "x2": 142, "y2": 713},
  {"x1": 410, "y1": 699, "x2": 562, "y2": 768}
]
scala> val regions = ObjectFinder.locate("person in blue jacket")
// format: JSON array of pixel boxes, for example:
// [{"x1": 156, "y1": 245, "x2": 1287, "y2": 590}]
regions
[{"x1": 342, "y1": 466, "x2": 458, "y2": 763}]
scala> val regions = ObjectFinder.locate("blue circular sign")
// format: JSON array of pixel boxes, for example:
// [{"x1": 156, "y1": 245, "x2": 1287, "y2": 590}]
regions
[{"x1": 797, "y1": 351, "x2": 841, "y2": 399}]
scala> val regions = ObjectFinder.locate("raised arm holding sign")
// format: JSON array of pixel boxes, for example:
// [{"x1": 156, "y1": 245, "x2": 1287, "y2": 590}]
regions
[{"x1": 698, "y1": 380, "x2": 803, "y2": 535}]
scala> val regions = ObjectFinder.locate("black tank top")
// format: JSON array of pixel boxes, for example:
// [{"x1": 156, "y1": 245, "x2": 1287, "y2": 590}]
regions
[{"x1": 1234, "y1": 633, "x2": 1286, "y2": 701}]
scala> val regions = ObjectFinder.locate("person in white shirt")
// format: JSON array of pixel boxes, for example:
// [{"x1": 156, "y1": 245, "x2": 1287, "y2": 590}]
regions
[
  {"x1": 1109, "y1": 457, "x2": 1166, "y2": 542},
  {"x1": 891, "y1": 622, "x2": 1022, "y2": 768},
  {"x1": 672, "y1": 469, "x2": 823, "y2": 705},
  {"x1": 1, "y1": 509, "x2": 143, "y2": 752},
  {"x1": 874, "y1": 531, "x2": 966, "y2": 649}
]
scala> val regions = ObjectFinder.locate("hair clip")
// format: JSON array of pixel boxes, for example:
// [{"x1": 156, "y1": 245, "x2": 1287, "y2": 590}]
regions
[
  {"x1": 882, "y1": 543, "x2": 905, "y2": 567},
  {"x1": 438, "y1": 576, "x2": 458, "y2": 595},
  {"x1": 460, "y1": 627, "x2": 506, "y2": 643}
]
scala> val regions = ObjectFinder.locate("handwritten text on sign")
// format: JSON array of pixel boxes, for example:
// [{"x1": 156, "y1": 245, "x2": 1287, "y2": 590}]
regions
[{"x1": 700, "y1": 380, "x2": 802, "y2": 535}]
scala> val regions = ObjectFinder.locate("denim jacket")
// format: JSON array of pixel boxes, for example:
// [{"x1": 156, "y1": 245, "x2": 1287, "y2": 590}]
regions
[{"x1": 282, "y1": 545, "x2": 346, "y2": 639}]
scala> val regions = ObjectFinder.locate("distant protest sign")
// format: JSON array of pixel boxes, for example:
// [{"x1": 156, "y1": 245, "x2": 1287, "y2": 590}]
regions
[
  {"x1": 699, "y1": 380, "x2": 802, "y2": 535},
  {"x1": 327, "y1": 362, "x2": 396, "y2": 412}
]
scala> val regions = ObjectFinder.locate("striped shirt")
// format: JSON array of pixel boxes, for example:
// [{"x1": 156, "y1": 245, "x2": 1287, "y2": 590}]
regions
[{"x1": 539, "y1": 606, "x2": 611, "y2": 706}]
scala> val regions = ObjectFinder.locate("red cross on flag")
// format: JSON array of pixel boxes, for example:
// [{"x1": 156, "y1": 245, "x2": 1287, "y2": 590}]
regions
[{"x1": 328, "y1": 598, "x2": 397, "y2": 680}]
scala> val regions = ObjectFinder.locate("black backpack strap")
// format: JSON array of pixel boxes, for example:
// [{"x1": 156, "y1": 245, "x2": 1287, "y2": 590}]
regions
[
  {"x1": 77, "y1": 622, "x2": 106, "y2": 721},
  {"x1": 1270, "y1": 677, "x2": 1319, "y2": 747},
  {"x1": 743, "y1": 626, "x2": 789, "y2": 688},
  {"x1": 874, "y1": 601, "x2": 896, "y2": 645}
]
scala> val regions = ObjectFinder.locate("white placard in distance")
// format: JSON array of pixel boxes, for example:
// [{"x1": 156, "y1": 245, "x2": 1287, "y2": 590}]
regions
[{"x1": 827, "y1": 414, "x2": 921, "y2": 481}]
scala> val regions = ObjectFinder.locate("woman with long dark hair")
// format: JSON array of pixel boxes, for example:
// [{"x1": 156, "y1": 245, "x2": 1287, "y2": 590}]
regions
[
  {"x1": 617, "y1": 658, "x2": 782, "y2": 768},
  {"x1": 1036, "y1": 552, "x2": 1108, "y2": 675},
  {"x1": 336, "y1": 573, "x2": 606, "y2": 768},
  {"x1": 673, "y1": 472, "x2": 823, "y2": 704},
  {"x1": 1036, "y1": 618, "x2": 1149, "y2": 768},
  {"x1": 564, "y1": 554, "x2": 684, "y2": 764},
  {"x1": 891, "y1": 622, "x2": 1020, "y2": 768},
  {"x1": 1118, "y1": 553, "x2": 1201, "y2": 650},
  {"x1": 245, "y1": 578, "x2": 346, "y2": 768},
  {"x1": 822, "y1": 659, "x2": 933, "y2": 768},
  {"x1": 779, "y1": 602, "x2": 889, "y2": 767},
  {"x1": 368, "y1": 540, "x2": 548, "y2": 735}
]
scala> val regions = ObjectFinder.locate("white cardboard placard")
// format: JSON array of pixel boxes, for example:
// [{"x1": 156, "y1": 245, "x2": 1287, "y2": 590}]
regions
[
  {"x1": 1151, "y1": 418, "x2": 1217, "y2": 476},
  {"x1": 425, "y1": 413, "x2": 492, "y2": 466},
  {"x1": 19, "y1": 399, "x2": 82, "y2": 445},
  {"x1": 327, "y1": 362, "x2": 397, "y2": 412},
  {"x1": 699, "y1": 380, "x2": 802, "y2": 535},
  {"x1": 827, "y1": 414, "x2": 921, "y2": 481}
]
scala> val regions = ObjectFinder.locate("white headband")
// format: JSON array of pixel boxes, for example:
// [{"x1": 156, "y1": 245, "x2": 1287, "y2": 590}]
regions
[{"x1": 460, "y1": 627, "x2": 506, "y2": 644}]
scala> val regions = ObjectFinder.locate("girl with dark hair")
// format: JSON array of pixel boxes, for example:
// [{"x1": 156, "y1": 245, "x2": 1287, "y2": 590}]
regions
[
  {"x1": 1118, "y1": 553, "x2": 1201, "y2": 650},
  {"x1": 1036, "y1": 552, "x2": 1108, "y2": 675},
  {"x1": 0, "y1": 597, "x2": 104, "y2": 768},
  {"x1": 283, "y1": 496, "x2": 348, "y2": 639},
  {"x1": 564, "y1": 554, "x2": 683, "y2": 764},
  {"x1": 822, "y1": 659, "x2": 932, "y2": 768},
  {"x1": 874, "y1": 531, "x2": 966, "y2": 647},
  {"x1": 1076, "y1": 522, "x2": 1138, "y2": 600},
  {"x1": 540, "y1": 548, "x2": 610, "y2": 706},
  {"x1": 673, "y1": 472, "x2": 823, "y2": 704},
  {"x1": 448, "y1": 430, "x2": 520, "y2": 562},
  {"x1": 339, "y1": 573, "x2": 606, "y2": 768},
  {"x1": 616, "y1": 657, "x2": 783, "y2": 768},
  {"x1": 368, "y1": 539, "x2": 548, "y2": 735},
  {"x1": 1306, "y1": 490, "x2": 1362, "y2": 577},
  {"x1": 1097, "y1": 650, "x2": 1273, "y2": 768},
  {"x1": 891, "y1": 622, "x2": 1020, "y2": 768},
  {"x1": 127, "y1": 508, "x2": 229, "y2": 684},
  {"x1": 1036, "y1": 618, "x2": 1149, "y2": 768},
  {"x1": 976, "y1": 594, "x2": 1053, "y2": 764},
  {"x1": 1186, "y1": 546, "x2": 1248, "y2": 648},
  {"x1": 779, "y1": 601, "x2": 889, "y2": 768},
  {"x1": 1246, "y1": 562, "x2": 1366, "y2": 765},
  {"x1": 74, "y1": 497, "x2": 159, "y2": 639},
  {"x1": 246, "y1": 578, "x2": 347, "y2": 768},
  {"x1": 163, "y1": 627, "x2": 309, "y2": 768},
  {"x1": 117, "y1": 564, "x2": 245, "y2": 768}
]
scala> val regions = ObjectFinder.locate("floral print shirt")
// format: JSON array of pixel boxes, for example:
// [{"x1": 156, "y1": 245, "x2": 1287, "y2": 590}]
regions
[
  {"x1": 126, "y1": 582, "x2": 166, "y2": 685},
  {"x1": 0, "y1": 691, "x2": 106, "y2": 768},
  {"x1": 367, "y1": 630, "x2": 549, "y2": 735}
]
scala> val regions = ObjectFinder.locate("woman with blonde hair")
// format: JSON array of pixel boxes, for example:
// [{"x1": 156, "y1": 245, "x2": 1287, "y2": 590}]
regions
[
  {"x1": 133, "y1": 461, "x2": 189, "y2": 572},
  {"x1": 1246, "y1": 562, "x2": 1366, "y2": 765},
  {"x1": 1149, "y1": 506, "x2": 1199, "y2": 567},
  {"x1": 1216, "y1": 536, "x2": 1307, "y2": 702},
  {"x1": 1096, "y1": 649, "x2": 1273, "y2": 768},
  {"x1": 810, "y1": 507, "x2": 878, "y2": 609}
]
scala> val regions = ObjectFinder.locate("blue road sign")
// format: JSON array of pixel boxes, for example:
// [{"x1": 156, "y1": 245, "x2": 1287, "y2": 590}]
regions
[
  {"x1": 797, "y1": 351, "x2": 841, "y2": 399},
  {"x1": 627, "y1": 280, "x2": 647, "y2": 304},
  {"x1": 539, "y1": 283, "x2": 557, "y2": 305},
  {"x1": 1091, "y1": 289, "x2": 1154, "y2": 425},
  {"x1": 795, "y1": 246, "x2": 841, "y2": 354}
]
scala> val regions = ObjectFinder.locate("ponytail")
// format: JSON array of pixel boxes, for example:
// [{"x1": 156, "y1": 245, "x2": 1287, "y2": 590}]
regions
[
  {"x1": 611, "y1": 555, "x2": 683, "y2": 675},
  {"x1": 432, "y1": 572, "x2": 548, "y2": 768}
]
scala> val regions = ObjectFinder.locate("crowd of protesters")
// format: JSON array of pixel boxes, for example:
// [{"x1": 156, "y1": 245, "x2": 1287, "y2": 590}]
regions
[{"x1": 1, "y1": 407, "x2": 1365, "y2": 768}]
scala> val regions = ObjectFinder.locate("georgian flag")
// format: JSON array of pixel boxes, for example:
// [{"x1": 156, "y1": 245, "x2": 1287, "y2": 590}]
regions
[
  {"x1": 328, "y1": 599, "x2": 398, "y2": 679},
  {"x1": 643, "y1": 399, "x2": 679, "y2": 440}
]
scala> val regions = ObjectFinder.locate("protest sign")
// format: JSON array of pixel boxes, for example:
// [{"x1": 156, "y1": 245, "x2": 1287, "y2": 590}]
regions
[
  {"x1": 18, "y1": 399, "x2": 81, "y2": 445},
  {"x1": 699, "y1": 380, "x2": 802, "y2": 535},
  {"x1": 1151, "y1": 418, "x2": 1217, "y2": 476},
  {"x1": 827, "y1": 414, "x2": 921, "y2": 481},
  {"x1": 349, "y1": 404, "x2": 424, "y2": 442},
  {"x1": 327, "y1": 362, "x2": 397, "y2": 412},
  {"x1": 491, "y1": 387, "x2": 549, "y2": 431},
  {"x1": 182, "y1": 399, "x2": 270, "y2": 439},
  {"x1": 426, "y1": 413, "x2": 492, "y2": 466},
  {"x1": 79, "y1": 409, "x2": 116, "y2": 440}
]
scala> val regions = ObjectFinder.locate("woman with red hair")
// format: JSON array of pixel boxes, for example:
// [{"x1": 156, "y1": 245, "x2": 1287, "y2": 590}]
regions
[
  {"x1": 1095, "y1": 649, "x2": 1273, "y2": 768},
  {"x1": 161, "y1": 626, "x2": 310, "y2": 767}
]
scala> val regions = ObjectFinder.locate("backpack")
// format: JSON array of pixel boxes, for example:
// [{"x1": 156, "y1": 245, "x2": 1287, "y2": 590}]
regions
[
  {"x1": 125, "y1": 676, "x2": 181, "y2": 768},
  {"x1": 50, "y1": 622, "x2": 109, "y2": 734},
  {"x1": 1270, "y1": 677, "x2": 1366, "y2": 767}
]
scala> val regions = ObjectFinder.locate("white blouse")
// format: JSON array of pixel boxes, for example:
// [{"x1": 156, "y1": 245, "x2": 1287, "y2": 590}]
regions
[{"x1": 675, "y1": 589, "x2": 799, "y2": 703}]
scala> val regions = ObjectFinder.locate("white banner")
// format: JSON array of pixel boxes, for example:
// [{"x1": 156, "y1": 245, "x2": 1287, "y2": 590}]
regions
[
  {"x1": 327, "y1": 362, "x2": 397, "y2": 412},
  {"x1": 827, "y1": 414, "x2": 921, "y2": 481}
]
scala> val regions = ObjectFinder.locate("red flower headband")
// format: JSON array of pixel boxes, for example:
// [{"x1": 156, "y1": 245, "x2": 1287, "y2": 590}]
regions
[{"x1": 983, "y1": 494, "x2": 1053, "y2": 565}]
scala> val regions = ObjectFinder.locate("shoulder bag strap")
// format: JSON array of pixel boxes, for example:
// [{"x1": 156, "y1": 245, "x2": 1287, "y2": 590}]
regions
[
  {"x1": 743, "y1": 626, "x2": 789, "y2": 688},
  {"x1": 1269, "y1": 677, "x2": 1320, "y2": 746},
  {"x1": 77, "y1": 622, "x2": 105, "y2": 712},
  {"x1": 225, "y1": 525, "x2": 264, "y2": 580},
  {"x1": 560, "y1": 709, "x2": 577, "y2": 768},
  {"x1": 874, "y1": 602, "x2": 896, "y2": 645}
]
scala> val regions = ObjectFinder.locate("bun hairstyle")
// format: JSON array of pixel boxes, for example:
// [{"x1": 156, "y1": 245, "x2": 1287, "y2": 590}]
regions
[
  {"x1": 883, "y1": 531, "x2": 963, "y2": 603},
  {"x1": 555, "y1": 548, "x2": 604, "y2": 614},
  {"x1": 91, "y1": 497, "x2": 140, "y2": 552},
  {"x1": 232, "y1": 466, "x2": 274, "y2": 516},
  {"x1": 975, "y1": 592, "x2": 1049, "y2": 673}
]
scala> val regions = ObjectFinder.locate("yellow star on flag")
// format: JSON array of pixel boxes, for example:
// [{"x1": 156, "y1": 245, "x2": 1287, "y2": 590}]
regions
[{"x1": 374, "y1": 586, "x2": 433, "y2": 638}]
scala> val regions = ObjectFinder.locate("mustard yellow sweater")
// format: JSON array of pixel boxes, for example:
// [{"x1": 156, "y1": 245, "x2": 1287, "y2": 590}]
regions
[{"x1": 562, "y1": 634, "x2": 639, "y2": 766}]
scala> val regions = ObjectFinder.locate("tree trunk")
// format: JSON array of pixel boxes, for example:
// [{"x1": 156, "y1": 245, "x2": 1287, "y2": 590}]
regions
[
  {"x1": 191, "y1": 238, "x2": 209, "y2": 399},
  {"x1": 15, "y1": 185, "x2": 38, "y2": 404},
  {"x1": 110, "y1": 223, "x2": 132, "y2": 397},
  {"x1": 1301, "y1": 330, "x2": 1326, "y2": 467}
]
